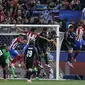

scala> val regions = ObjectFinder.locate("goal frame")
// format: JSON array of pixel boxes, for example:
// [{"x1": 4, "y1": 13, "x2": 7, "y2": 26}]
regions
[{"x1": 0, "y1": 24, "x2": 60, "y2": 80}]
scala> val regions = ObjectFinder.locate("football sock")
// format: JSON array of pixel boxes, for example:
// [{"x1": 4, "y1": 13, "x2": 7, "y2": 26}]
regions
[
  {"x1": 67, "y1": 53, "x2": 72, "y2": 63},
  {"x1": 20, "y1": 54, "x2": 24, "y2": 64},
  {"x1": 73, "y1": 52, "x2": 79, "y2": 59},
  {"x1": 3, "y1": 69, "x2": 6, "y2": 79},
  {"x1": 10, "y1": 66, "x2": 16, "y2": 77},
  {"x1": 27, "y1": 71, "x2": 32, "y2": 79}
]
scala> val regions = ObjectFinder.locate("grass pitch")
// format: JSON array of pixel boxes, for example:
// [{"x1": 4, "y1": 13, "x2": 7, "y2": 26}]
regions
[{"x1": 0, "y1": 80, "x2": 85, "y2": 85}]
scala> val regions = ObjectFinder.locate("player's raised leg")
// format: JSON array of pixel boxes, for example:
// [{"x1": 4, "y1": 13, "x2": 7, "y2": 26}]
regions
[
  {"x1": 73, "y1": 39, "x2": 85, "y2": 62},
  {"x1": 67, "y1": 48, "x2": 74, "y2": 68}
]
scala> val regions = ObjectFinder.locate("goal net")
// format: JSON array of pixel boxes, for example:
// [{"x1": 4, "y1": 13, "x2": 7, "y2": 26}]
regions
[{"x1": 0, "y1": 24, "x2": 64, "y2": 80}]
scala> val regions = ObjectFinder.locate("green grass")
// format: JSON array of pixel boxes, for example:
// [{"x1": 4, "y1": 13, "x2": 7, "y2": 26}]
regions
[{"x1": 0, "y1": 80, "x2": 85, "y2": 85}]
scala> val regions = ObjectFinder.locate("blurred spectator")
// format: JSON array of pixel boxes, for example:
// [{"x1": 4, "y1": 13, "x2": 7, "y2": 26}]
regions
[
  {"x1": 0, "y1": 0, "x2": 84, "y2": 25},
  {"x1": 82, "y1": 8, "x2": 85, "y2": 20},
  {"x1": 71, "y1": 0, "x2": 81, "y2": 10}
]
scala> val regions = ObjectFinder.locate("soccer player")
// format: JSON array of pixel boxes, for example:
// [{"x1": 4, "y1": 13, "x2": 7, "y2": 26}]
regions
[
  {"x1": 0, "y1": 44, "x2": 10, "y2": 80},
  {"x1": 9, "y1": 34, "x2": 25, "y2": 78},
  {"x1": 64, "y1": 24, "x2": 76, "y2": 68},
  {"x1": 35, "y1": 28, "x2": 51, "y2": 67},
  {"x1": 72, "y1": 25, "x2": 85, "y2": 62},
  {"x1": 24, "y1": 40, "x2": 39, "y2": 83}
]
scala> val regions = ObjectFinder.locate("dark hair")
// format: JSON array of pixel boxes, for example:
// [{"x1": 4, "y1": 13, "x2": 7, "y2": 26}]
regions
[
  {"x1": 42, "y1": 28, "x2": 48, "y2": 31},
  {"x1": 29, "y1": 40, "x2": 35, "y2": 45},
  {"x1": 30, "y1": 28, "x2": 36, "y2": 32},
  {"x1": 0, "y1": 44, "x2": 7, "y2": 49},
  {"x1": 51, "y1": 30, "x2": 56, "y2": 35}
]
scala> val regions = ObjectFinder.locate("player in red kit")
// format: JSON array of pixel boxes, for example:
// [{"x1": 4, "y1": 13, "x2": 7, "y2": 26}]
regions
[
  {"x1": 9, "y1": 34, "x2": 26, "y2": 78},
  {"x1": 72, "y1": 25, "x2": 85, "y2": 62}
]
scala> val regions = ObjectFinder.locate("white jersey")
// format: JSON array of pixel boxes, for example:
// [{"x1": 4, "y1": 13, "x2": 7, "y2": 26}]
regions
[
  {"x1": 10, "y1": 37, "x2": 22, "y2": 49},
  {"x1": 24, "y1": 31, "x2": 39, "y2": 44},
  {"x1": 76, "y1": 26, "x2": 84, "y2": 40}
]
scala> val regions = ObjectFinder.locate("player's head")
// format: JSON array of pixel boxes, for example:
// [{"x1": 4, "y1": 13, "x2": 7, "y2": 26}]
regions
[
  {"x1": 50, "y1": 30, "x2": 56, "y2": 38},
  {"x1": 4, "y1": 44, "x2": 9, "y2": 51},
  {"x1": 30, "y1": 28, "x2": 36, "y2": 32},
  {"x1": 51, "y1": 30, "x2": 56, "y2": 35},
  {"x1": 42, "y1": 28, "x2": 48, "y2": 32},
  {"x1": 29, "y1": 40, "x2": 35, "y2": 45},
  {"x1": 0, "y1": 44, "x2": 9, "y2": 50},
  {"x1": 68, "y1": 24, "x2": 74, "y2": 32},
  {"x1": 19, "y1": 34, "x2": 24, "y2": 40},
  {"x1": 0, "y1": 45, "x2": 3, "y2": 49}
]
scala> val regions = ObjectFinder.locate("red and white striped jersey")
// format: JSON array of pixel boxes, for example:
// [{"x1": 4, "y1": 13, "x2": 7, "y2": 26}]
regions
[
  {"x1": 10, "y1": 37, "x2": 22, "y2": 49},
  {"x1": 24, "y1": 31, "x2": 39, "y2": 44},
  {"x1": 76, "y1": 26, "x2": 84, "y2": 39}
]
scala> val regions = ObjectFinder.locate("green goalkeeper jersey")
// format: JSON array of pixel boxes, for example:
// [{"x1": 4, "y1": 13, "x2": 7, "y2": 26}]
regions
[{"x1": 2, "y1": 49, "x2": 11, "y2": 64}]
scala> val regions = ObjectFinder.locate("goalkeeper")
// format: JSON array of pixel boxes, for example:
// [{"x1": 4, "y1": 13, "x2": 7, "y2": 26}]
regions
[
  {"x1": 0, "y1": 44, "x2": 17, "y2": 79},
  {"x1": 0, "y1": 44, "x2": 12, "y2": 79}
]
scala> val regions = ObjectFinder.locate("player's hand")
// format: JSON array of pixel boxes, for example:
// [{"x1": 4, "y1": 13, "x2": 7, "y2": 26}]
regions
[{"x1": 18, "y1": 64, "x2": 21, "y2": 68}]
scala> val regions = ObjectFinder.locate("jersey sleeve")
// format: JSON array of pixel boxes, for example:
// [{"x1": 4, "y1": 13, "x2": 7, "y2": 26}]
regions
[
  {"x1": 37, "y1": 33, "x2": 40, "y2": 37},
  {"x1": 17, "y1": 38, "x2": 22, "y2": 42},
  {"x1": 35, "y1": 32, "x2": 40, "y2": 38}
]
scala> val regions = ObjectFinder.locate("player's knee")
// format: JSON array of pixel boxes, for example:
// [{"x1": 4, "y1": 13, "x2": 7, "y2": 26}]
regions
[{"x1": 17, "y1": 53, "x2": 20, "y2": 56}]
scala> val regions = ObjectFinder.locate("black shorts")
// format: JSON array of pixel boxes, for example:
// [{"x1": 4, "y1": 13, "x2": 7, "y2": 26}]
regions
[
  {"x1": 26, "y1": 59, "x2": 34, "y2": 69},
  {"x1": 0, "y1": 56, "x2": 6, "y2": 68},
  {"x1": 36, "y1": 45, "x2": 47, "y2": 54},
  {"x1": 65, "y1": 43, "x2": 73, "y2": 51}
]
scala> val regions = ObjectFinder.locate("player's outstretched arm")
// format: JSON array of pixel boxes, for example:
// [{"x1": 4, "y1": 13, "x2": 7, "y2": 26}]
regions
[
  {"x1": 39, "y1": 36, "x2": 56, "y2": 46},
  {"x1": 39, "y1": 36, "x2": 52, "y2": 42},
  {"x1": 21, "y1": 40, "x2": 27, "y2": 44}
]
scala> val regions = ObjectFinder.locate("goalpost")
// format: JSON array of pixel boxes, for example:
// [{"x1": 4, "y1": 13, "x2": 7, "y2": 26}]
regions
[{"x1": 0, "y1": 24, "x2": 62, "y2": 80}]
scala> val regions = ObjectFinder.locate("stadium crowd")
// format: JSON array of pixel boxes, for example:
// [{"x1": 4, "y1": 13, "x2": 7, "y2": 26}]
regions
[
  {"x1": 0, "y1": 0, "x2": 85, "y2": 81},
  {"x1": 0, "y1": 0, "x2": 84, "y2": 24}
]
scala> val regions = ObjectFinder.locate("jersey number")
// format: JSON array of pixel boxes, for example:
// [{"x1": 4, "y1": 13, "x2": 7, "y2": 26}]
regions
[
  {"x1": 26, "y1": 50, "x2": 33, "y2": 57},
  {"x1": 0, "y1": 50, "x2": 3, "y2": 56}
]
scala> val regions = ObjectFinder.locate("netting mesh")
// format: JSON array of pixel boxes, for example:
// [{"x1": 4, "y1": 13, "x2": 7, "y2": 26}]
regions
[{"x1": 0, "y1": 26, "x2": 64, "y2": 79}]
